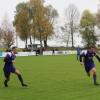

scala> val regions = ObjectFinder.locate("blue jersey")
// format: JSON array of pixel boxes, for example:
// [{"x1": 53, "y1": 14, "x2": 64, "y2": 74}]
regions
[
  {"x1": 4, "y1": 52, "x2": 16, "y2": 65},
  {"x1": 77, "y1": 47, "x2": 81, "y2": 55},
  {"x1": 84, "y1": 50, "x2": 95, "y2": 65},
  {"x1": 80, "y1": 50, "x2": 100, "y2": 73},
  {"x1": 3, "y1": 52, "x2": 16, "y2": 76}
]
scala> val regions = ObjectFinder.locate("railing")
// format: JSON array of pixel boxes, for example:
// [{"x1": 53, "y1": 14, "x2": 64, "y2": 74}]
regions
[{"x1": 0, "y1": 50, "x2": 77, "y2": 57}]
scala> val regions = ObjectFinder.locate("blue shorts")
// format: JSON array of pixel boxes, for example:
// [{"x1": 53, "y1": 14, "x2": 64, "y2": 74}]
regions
[
  {"x1": 84, "y1": 63, "x2": 95, "y2": 73},
  {"x1": 3, "y1": 65, "x2": 16, "y2": 78}
]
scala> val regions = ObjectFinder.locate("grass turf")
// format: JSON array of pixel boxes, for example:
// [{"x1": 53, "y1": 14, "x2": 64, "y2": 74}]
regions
[{"x1": 0, "y1": 55, "x2": 100, "y2": 100}]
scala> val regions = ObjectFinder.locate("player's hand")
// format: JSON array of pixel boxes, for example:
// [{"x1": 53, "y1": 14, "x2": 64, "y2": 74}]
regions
[
  {"x1": 80, "y1": 62, "x2": 83, "y2": 66},
  {"x1": 12, "y1": 60, "x2": 15, "y2": 64}
]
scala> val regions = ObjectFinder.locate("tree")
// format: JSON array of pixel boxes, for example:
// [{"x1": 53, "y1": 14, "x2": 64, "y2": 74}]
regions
[
  {"x1": 1, "y1": 14, "x2": 15, "y2": 49},
  {"x1": 44, "y1": 5, "x2": 58, "y2": 47},
  {"x1": 14, "y1": 0, "x2": 56, "y2": 51},
  {"x1": 30, "y1": 0, "x2": 46, "y2": 53},
  {"x1": 96, "y1": 9, "x2": 100, "y2": 28},
  {"x1": 0, "y1": 28, "x2": 2, "y2": 40},
  {"x1": 80, "y1": 10, "x2": 97, "y2": 47},
  {"x1": 30, "y1": 0, "x2": 55, "y2": 53},
  {"x1": 60, "y1": 24, "x2": 71, "y2": 48},
  {"x1": 65, "y1": 4, "x2": 79, "y2": 48},
  {"x1": 14, "y1": 3, "x2": 30, "y2": 48},
  {"x1": 2, "y1": 30, "x2": 14, "y2": 49}
]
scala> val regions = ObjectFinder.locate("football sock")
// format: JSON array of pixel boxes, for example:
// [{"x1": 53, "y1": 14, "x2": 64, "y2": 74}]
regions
[
  {"x1": 93, "y1": 74, "x2": 98, "y2": 85},
  {"x1": 18, "y1": 74, "x2": 27, "y2": 86},
  {"x1": 18, "y1": 74, "x2": 24, "y2": 84},
  {"x1": 4, "y1": 79, "x2": 9, "y2": 87}
]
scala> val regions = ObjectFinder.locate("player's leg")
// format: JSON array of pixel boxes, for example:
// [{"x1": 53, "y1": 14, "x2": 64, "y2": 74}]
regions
[
  {"x1": 77, "y1": 54, "x2": 78, "y2": 60},
  {"x1": 14, "y1": 69, "x2": 27, "y2": 87},
  {"x1": 87, "y1": 72, "x2": 90, "y2": 77},
  {"x1": 91, "y1": 67, "x2": 99, "y2": 85},
  {"x1": 4, "y1": 71, "x2": 10, "y2": 87},
  {"x1": 77, "y1": 54, "x2": 80, "y2": 60},
  {"x1": 84, "y1": 65, "x2": 90, "y2": 77}
]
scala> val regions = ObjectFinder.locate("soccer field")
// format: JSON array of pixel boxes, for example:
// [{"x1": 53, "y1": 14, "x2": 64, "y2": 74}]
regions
[{"x1": 0, "y1": 55, "x2": 100, "y2": 100}]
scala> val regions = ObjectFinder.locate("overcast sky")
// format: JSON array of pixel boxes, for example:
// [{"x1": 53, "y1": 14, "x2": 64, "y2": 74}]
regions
[
  {"x1": 0, "y1": 0, "x2": 99, "y2": 23},
  {"x1": 0, "y1": 0, "x2": 99, "y2": 47}
]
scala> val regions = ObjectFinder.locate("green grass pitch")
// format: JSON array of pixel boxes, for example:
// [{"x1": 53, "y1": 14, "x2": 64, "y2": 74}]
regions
[{"x1": 0, "y1": 55, "x2": 100, "y2": 100}]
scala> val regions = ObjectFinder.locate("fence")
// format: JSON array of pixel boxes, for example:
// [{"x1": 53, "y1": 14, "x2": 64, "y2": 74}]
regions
[{"x1": 0, "y1": 50, "x2": 77, "y2": 57}]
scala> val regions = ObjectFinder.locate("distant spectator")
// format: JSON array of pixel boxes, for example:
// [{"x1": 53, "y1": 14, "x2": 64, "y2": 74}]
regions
[
  {"x1": 76, "y1": 46, "x2": 82, "y2": 60},
  {"x1": 36, "y1": 49, "x2": 40, "y2": 56},
  {"x1": 52, "y1": 49, "x2": 55, "y2": 55}
]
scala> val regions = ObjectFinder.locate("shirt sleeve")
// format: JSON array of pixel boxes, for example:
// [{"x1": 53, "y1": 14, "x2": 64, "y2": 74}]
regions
[
  {"x1": 80, "y1": 52, "x2": 85, "y2": 62},
  {"x1": 4, "y1": 54, "x2": 13, "y2": 63}
]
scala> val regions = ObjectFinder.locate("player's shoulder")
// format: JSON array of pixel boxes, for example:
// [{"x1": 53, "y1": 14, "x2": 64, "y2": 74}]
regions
[
  {"x1": 6, "y1": 52, "x2": 12, "y2": 57},
  {"x1": 80, "y1": 50, "x2": 87, "y2": 55}
]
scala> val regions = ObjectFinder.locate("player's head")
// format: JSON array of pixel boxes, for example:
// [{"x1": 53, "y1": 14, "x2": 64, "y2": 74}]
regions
[
  {"x1": 11, "y1": 46, "x2": 17, "y2": 54},
  {"x1": 88, "y1": 45, "x2": 96, "y2": 53}
]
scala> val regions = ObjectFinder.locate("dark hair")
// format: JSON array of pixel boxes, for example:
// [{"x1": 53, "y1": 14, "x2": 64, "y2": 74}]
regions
[
  {"x1": 12, "y1": 46, "x2": 17, "y2": 50},
  {"x1": 88, "y1": 45, "x2": 95, "y2": 49}
]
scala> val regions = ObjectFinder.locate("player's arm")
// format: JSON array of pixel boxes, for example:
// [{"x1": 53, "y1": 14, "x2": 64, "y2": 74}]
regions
[
  {"x1": 95, "y1": 54, "x2": 100, "y2": 62},
  {"x1": 4, "y1": 54, "x2": 12, "y2": 63},
  {"x1": 12, "y1": 60, "x2": 15, "y2": 64},
  {"x1": 11, "y1": 55, "x2": 16, "y2": 64},
  {"x1": 4, "y1": 54, "x2": 15, "y2": 63},
  {"x1": 79, "y1": 53, "x2": 84, "y2": 65}
]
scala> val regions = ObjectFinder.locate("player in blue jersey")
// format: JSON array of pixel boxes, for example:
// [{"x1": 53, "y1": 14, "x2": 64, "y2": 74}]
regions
[
  {"x1": 76, "y1": 46, "x2": 82, "y2": 60},
  {"x1": 80, "y1": 46, "x2": 100, "y2": 85},
  {"x1": 3, "y1": 47, "x2": 27, "y2": 87}
]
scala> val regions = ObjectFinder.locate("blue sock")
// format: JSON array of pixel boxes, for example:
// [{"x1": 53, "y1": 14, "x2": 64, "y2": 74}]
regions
[{"x1": 93, "y1": 74, "x2": 96, "y2": 84}]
